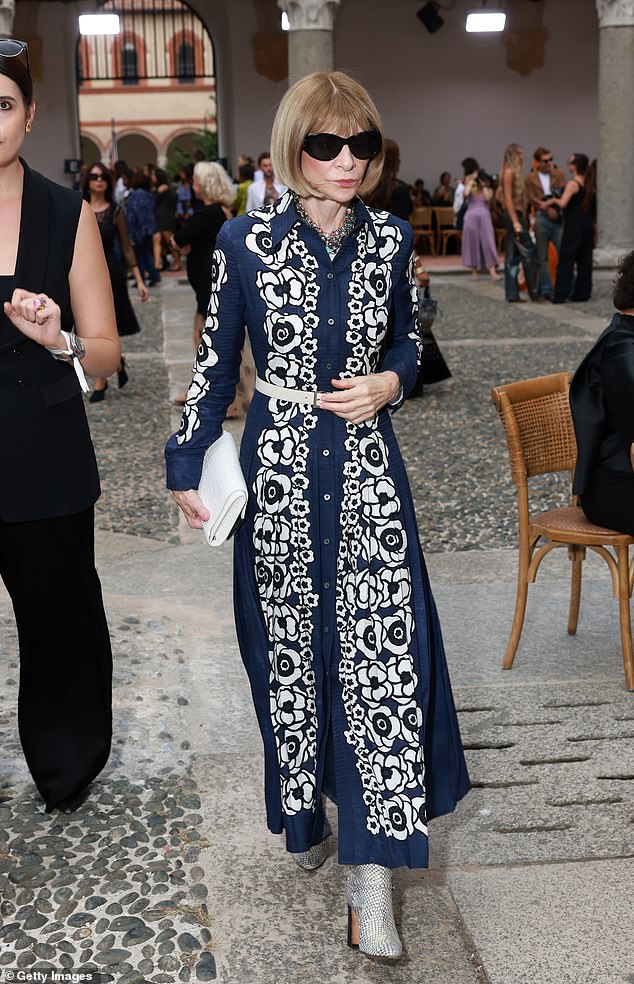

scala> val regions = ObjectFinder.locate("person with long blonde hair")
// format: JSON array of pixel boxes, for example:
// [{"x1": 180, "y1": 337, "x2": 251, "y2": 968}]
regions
[
  {"x1": 166, "y1": 70, "x2": 469, "y2": 961},
  {"x1": 498, "y1": 142, "x2": 537, "y2": 301}
]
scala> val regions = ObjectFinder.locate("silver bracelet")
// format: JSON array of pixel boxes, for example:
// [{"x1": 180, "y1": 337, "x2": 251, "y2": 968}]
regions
[{"x1": 49, "y1": 330, "x2": 86, "y2": 362}]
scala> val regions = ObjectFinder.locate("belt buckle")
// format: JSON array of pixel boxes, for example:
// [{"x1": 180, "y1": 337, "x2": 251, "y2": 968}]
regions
[{"x1": 312, "y1": 390, "x2": 321, "y2": 408}]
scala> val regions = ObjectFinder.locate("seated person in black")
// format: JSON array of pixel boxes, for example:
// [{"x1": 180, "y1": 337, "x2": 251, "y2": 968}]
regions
[{"x1": 570, "y1": 250, "x2": 634, "y2": 534}]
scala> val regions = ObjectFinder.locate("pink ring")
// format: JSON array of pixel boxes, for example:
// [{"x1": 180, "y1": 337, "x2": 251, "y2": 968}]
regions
[{"x1": 32, "y1": 296, "x2": 46, "y2": 311}]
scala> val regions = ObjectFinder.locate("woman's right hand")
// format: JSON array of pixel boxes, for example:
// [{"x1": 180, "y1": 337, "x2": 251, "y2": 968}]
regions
[
  {"x1": 171, "y1": 489, "x2": 210, "y2": 529},
  {"x1": 4, "y1": 289, "x2": 64, "y2": 350}
]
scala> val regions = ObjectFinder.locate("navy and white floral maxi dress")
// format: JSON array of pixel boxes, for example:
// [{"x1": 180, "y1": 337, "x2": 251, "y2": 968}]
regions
[{"x1": 165, "y1": 192, "x2": 469, "y2": 870}]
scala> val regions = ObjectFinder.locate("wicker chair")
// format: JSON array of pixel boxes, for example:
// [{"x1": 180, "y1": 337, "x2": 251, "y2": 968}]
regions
[
  {"x1": 434, "y1": 206, "x2": 462, "y2": 255},
  {"x1": 491, "y1": 371, "x2": 634, "y2": 690},
  {"x1": 410, "y1": 207, "x2": 436, "y2": 255}
]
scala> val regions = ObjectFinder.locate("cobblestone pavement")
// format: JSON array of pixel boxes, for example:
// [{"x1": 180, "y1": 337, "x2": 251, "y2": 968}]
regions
[{"x1": 1, "y1": 273, "x2": 633, "y2": 984}]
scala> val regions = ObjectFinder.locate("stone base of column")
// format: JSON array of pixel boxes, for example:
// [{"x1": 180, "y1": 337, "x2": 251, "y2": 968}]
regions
[
  {"x1": 593, "y1": 244, "x2": 634, "y2": 268},
  {"x1": 288, "y1": 29, "x2": 333, "y2": 84}
]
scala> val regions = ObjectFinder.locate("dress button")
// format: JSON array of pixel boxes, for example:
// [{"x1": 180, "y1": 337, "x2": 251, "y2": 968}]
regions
[
  {"x1": 324, "y1": 493, "x2": 330, "y2": 501},
  {"x1": 324, "y1": 626, "x2": 330, "y2": 633},
  {"x1": 327, "y1": 273, "x2": 334, "y2": 279},
  {"x1": 322, "y1": 449, "x2": 329, "y2": 456},
  {"x1": 17, "y1": 379, "x2": 25, "y2": 388},
  {"x1": 12, "y1": 348, "x2": 21, "y2": 356},
  {"x1": 324, "y1": 582, "x2": 330, "y2": 589},
  {"x1": 326, "y1": 363, "x2": 332, "y2": 370},
  {"x1": 328, "y1": 318, "x2": 335, "y2": 325},
  {"x1": 323, "y1": 538, "x2": 330, "y2": 545}
]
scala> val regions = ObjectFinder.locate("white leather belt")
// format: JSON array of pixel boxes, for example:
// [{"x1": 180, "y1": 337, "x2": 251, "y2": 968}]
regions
[{"x1": 255, "y1": 375, "x2": 322, "y2": 407}]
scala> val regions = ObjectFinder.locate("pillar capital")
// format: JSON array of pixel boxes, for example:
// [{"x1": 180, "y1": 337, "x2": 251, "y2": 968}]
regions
[
  {"x1": 596, "y1": 0, "x2": 634, "y2": 28},
  {"x1": 0, "y1": 0, "x2": 15, "y2": 35},
  {"x1": 278, "y1": 0, "x2": 341, "y2": 32}
]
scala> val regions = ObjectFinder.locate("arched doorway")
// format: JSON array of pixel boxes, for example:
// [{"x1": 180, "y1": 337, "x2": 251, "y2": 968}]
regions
[
  {"x1": 80, "y1": 134, "x2": 102, "y2": 166},
  {"x1": 76, "y1": 0, "x2": 217, "y2": 174},
  {"x1": 117, "y1": 133, "x2": 157, "y2": 168}
]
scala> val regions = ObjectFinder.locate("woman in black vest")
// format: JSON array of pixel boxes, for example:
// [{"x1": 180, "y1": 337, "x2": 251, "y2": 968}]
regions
[{"x1": 0, "y1": 41, "x2": 120, "y2": 812}]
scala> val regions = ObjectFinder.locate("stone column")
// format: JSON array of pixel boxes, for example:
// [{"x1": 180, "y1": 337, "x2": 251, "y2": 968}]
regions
[
  {"x1": 594, "y1": 0, "x2": 634, "y2": 265},
  {"x1": 278, "y1": 0, "x2": 341, "y2": 85},
  {"x1": 0, "y1": 0, "x2": 15, "y2": 36}
]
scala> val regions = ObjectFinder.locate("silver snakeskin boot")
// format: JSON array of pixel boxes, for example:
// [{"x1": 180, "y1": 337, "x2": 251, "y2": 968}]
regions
[
  {"x1": 292, "y1": 813, "x2": 331, "y2": 870},
  {"x1": 346, "y1": 864, "x2": 403, "y2": 960}
]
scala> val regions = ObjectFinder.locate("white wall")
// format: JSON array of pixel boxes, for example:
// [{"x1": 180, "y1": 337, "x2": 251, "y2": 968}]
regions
[{"x1": 334, "y1": 0, "x2": 599, "y2": 188}]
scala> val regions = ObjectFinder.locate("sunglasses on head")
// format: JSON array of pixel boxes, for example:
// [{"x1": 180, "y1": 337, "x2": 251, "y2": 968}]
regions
[
  {"x1": 0, "y1": 38, "x2": 31, "y2": 76},
  {"x1": 302, "y1": 130, "x2": 382, "y2": 162}
]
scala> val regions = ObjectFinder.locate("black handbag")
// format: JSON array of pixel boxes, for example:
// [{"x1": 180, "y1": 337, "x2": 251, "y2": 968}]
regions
[{"x1": 409, "y1": 286, "x2": 452, "y2": 397}]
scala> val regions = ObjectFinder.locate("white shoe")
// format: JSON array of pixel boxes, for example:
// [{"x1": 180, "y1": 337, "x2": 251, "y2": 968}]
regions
[{"x1": 346, "y1": 864, "x2": 403, "y2": 960}]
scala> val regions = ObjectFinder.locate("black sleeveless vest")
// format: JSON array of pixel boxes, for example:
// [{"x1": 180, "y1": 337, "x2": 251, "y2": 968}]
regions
[{"x1": 0, "y1": 160, "x2": 100, "y2": 522}]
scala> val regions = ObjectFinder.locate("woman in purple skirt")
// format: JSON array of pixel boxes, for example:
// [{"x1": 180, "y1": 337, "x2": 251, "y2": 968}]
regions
[{"x1": 461, "y1": 169, "x2": 501, "y2": 281}]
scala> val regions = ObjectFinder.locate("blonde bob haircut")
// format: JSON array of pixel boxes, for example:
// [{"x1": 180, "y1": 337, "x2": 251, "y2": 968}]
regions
[
  {"x1": 193, "y1": 161, "x2": 235, "y2": 208},
  {"x1": 271, "y1": 71, "x2": 385, "y2": 200}
]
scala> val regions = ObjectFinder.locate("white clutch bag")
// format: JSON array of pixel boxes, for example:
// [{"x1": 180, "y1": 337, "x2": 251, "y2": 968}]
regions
[{"x1": 197, "y1": 430, "x2": 248, "y2": 546}]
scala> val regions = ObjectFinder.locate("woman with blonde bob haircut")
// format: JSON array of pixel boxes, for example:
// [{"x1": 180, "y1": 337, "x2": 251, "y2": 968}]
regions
[
  {"x1": 270, "y1": 70, "x2": 385, "y2": 200},
  {"x1": 166, "y1": 71, "x2": 469, "y2": 961}
]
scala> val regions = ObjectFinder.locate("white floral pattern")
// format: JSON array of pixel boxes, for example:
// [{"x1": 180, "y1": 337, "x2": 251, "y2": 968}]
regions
[
  {"x1": 176, "y1": 246, "x2": 228, "y2": 445},
  {"x1": 246, "y1": 195, "x2": 321, "y2": 816},
  {"x1": 336, "y1": 214, "x2": 428, "y2": 841}
]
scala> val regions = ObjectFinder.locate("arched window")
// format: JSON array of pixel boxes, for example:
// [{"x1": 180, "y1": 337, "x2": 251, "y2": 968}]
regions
[
  {"x1": 121, "y1": 42, "x2": 139, "y2": 84},
  {"x1": 176, "y1": 41, "x2": 195, "y2": 82}
]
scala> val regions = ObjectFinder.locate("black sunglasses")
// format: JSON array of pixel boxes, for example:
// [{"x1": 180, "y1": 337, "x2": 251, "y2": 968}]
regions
[
  {"x1": 89, "y1": 172, "x2": 106, "y2": 180},
  {"x1": 0, "y1": 38, "x2": 31, "y2": 76},
  {"x1": 302, "y1": 130, "x2": 382, "y2": 162},
  {"x1": 541, "y1": 156, "x2": 553, "y2": 164}
]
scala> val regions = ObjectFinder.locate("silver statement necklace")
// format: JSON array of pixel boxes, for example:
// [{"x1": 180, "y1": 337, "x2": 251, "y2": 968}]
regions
[{"x1": 293, "y1": 193, "x2": 356, "y2": 252}]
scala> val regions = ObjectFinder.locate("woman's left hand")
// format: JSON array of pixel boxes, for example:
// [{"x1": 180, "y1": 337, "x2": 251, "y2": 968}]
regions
[
  {"x1": 318, "y1": 372, "x2": 401, "y2": 424},
  {"x1": 137, "y1": 281, "x2": 149, "y2": 302},
  {"x1": 3, "y1": 289, "x2": 64, "y2": 350}
]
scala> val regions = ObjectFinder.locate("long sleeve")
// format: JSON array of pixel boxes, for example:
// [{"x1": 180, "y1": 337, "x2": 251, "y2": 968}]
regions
[
  {"x1": 165, "y1": 221, "x2": 246, "y2": 490},
  {"x1": 599, "y1": 337, "x2": 634, "y2": 451},
  {"x1": 114, "y1": 207, "x2": 138, "y2": 269},
  {"x1": 245, "y1": 181, "x2": 261, "y2": 212},
  {"x1": 173, "y1": 207, "x2": 224, "y2": 250},
  {"x1": 125, "y1": 193, "x2": 140, "y2": 243},
  {"x1": 379, "y1": 222, "x2": 420, "y2": 408}
]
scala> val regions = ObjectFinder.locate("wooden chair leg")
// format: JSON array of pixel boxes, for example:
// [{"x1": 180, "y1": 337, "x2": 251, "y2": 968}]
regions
[
  {"x1": 567, "y1": 544, "x2": 585, "y2": 635},
  {"x1": 617, "y1": 544, "x2": 634, "y2": 691},
  {"x1": 504, "y1": 557, "x2": 530, "y2": 669}
]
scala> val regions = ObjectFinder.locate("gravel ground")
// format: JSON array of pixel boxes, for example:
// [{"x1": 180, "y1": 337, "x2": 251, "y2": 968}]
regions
[
  {"x1": 85, "y1": 290, "x2": 180, "y2": 542},
  {"x1": 0, "y1": 613, "x2": 217, "y2": 982},
  {"x1": 394, "y1": 281, "x2": 592, "y2": 551}
]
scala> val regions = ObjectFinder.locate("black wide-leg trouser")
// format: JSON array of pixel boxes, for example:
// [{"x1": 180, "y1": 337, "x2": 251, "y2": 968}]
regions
[{"x1": 0, "y1": 506, "x2": 112, "y2": 810}]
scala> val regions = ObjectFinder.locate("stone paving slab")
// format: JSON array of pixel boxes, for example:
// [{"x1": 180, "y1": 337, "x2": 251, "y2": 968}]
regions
[
  {"x1": 445, "y1": 859, "x2": 634, "y2": 984},
  {"x1": 435, "y1": 576, "x2": 627, "y2": 686},
  {"x1": 431, "y1": 679, "x2": 634, "y2": 868},
  {"x1": 193, "y1": 752, "x2": 482, "y2": 984}
]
